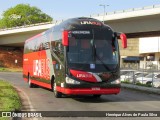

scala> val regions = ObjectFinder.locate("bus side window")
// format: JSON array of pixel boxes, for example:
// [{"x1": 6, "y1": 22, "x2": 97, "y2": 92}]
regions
[
  {"x1": 59, "y1": 43, "x2": 64, "y2": 53},
  {"x1": 55, "y1": 41, "x2": 60, "y2": 52},
  {"x1": 54, "y1": 41, "x2": 64, "y2": 62},
  {"x1": 68, "y1": 37, "x2": 77, "y2": 52},
  {"x1": 33, "y1": 38, "x2": 41, "y2": 52},
  {"x1": 24, "y1": 42, "x2": 30, "y2": 54},
  {"x1": 39, "y1": 43, "x2": 43, "y2": 51},
  {"x1": 51, "y1": 41, "x2": 56, "y2": 52}
]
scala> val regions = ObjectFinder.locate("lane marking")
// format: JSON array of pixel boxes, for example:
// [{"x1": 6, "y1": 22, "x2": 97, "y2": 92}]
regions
[{"x1": 14, "y1": 86, "x2": 39, "y2": 120}]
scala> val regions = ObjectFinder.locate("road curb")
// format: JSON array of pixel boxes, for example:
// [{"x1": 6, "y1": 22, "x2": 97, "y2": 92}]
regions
[
  {"x1": 121, "y1": 83, "x2": 160, "y2": 95},
  {"x1": 14, "y1": 86, "x2": 35, "y2": 111},
  {"x1": 13, "y1": 86, "x2": 38, "y2": 120}
]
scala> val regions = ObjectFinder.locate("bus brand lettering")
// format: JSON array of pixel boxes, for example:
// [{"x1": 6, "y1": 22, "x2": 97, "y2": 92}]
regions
[
  {"x1": 80, "y1": 21, "x2": 102, "y2": 26},
  {"x1": 33, "y1": 59, "x2": 50, "y2": 79},
  {"x1": 77, "y1": 74, "x2": 92, "y2": 78}
]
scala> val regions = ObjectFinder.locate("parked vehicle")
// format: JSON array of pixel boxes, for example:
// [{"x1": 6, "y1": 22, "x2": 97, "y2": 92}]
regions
[
  {"x1": 120, "y1": 71, "x2": 128, "y2": 75},
  {"x1": 120, "y1": 70, "x2": 135, "y2": 82},
  {"x1": 153, "y1": 80, "x2": 160, "y2": 88},
  {"x1": 153, "y1": 74, "x2": 160, "y2": 88},
  {"x1": 120, "y1": 70, "x2": 141, "y2": 82},
  {"x1": 135, "y1": 73, "x2": 148, "y2": 82},
  {"x1": 136, "y1": 73, "x2": 159, "y2": 85}
]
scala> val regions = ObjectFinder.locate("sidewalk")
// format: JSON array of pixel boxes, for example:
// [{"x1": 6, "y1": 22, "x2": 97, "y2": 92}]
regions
[{"x1": 121, "y1": 83, "x2": 160, "y2": 95}]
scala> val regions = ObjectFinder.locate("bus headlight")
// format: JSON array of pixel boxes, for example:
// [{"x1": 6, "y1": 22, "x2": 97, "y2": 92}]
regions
[
  {"x1": 65, "y1": 77, "x2": 80, "y2": 84},
  {"x1": 111, "y1": 79, "x2": 121, "y2": 84}
]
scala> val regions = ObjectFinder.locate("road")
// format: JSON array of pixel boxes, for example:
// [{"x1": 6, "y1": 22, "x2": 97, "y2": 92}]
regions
[{"x1": 0, "y1": 72, "x2": 160, "y2": 120}]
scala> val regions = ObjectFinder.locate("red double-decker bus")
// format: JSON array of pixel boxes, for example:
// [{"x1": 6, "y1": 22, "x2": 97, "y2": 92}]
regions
[{"x1": 23, "y1": 17, "x2": 127, "y2": 98}]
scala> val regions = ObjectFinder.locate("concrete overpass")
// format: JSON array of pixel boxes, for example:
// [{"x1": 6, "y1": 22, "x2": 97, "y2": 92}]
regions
[
  {"x1": 0, "y1": 22, "x2": 56, "y2": 47},
  {"x1": 1, "y1": 5, "x2": 160, "y2": 47},
  {"x1": 92, "y1": 4, "x2": 160, "y2": 38}
]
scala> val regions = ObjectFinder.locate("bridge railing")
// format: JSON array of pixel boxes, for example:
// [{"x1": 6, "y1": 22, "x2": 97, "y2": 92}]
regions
[
  {"x1": 0, "y1": 20, "x2": 64, "y2": 31},
  {"x1": 90, "y1": 4, "x2": 160, "y2": 17}
]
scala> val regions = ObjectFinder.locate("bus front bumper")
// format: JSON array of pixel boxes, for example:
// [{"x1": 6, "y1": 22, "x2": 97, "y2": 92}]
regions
[{"x1": 56, "y1": 86, "x2": 120, "y2": 95}]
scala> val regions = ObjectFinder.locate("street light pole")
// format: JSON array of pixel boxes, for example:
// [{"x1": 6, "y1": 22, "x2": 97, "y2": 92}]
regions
[
  {"x1": 99, "y1": 4, "x2": 109, "y2": 24},
  {"x1": 158, "y1": 37, "x2": 159, "y2": 70}
]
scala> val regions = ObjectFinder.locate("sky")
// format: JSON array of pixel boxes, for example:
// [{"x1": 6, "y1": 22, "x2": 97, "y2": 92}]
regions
[{"x1": 0, "y1": 0, "x2": 160, "y2": 21}]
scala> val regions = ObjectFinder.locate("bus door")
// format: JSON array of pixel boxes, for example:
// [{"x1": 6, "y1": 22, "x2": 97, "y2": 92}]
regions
[{"x1": 51, "y1": 40, "x2": 65, "y2": 85}]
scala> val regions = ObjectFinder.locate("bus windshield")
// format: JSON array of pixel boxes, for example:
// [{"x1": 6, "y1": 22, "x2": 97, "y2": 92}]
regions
[{"x1": 67, "y1": 29, "x2": 119, "y2": 72}]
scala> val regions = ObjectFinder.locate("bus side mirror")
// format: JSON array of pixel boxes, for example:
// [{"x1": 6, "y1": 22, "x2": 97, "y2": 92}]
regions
[
  {"x1": 62, "y1": 30, "x2": 69, "y2": 46},
  {"x1": 120, "y1": 33, "x2": 127, "y2": 48}
]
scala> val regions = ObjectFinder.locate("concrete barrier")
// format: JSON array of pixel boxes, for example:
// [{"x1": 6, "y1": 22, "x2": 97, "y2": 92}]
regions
[{"x1": 121, "y1": 83, "x2": 160, "y2": 95}]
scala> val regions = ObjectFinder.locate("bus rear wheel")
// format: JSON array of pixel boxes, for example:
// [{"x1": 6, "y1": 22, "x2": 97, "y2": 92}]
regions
[{"x1": 52, "y1": 82, "x2": 62, "y2": 98}]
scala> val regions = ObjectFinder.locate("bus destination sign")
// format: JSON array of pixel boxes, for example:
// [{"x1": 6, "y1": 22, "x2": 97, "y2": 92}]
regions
[{"x1": 80, "y1": 21, "x2": 102, "y2": 26}]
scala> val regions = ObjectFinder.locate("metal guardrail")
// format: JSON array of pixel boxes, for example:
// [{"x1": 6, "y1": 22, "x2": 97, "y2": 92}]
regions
[
  {"x1": 0, "y1": 22, "x2": 50, "y2": 31},
  {"x1": 120, "y1": 69, "x2": 160, "y2": 89},
  {"x1": 0, "y1": 20, "x2": 64, "y2": 32},
  {"x1": 90, "y1": 4, "x2": 160, "y2": 17}
]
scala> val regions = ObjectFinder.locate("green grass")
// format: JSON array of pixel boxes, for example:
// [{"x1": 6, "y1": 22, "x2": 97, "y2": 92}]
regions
[
  {"x1": 122, "y1": 80, "x2": 152, "y2": 87},
  {"x1": 0, "y1": 80, "x2": 21, "y2": 120},
  {"x1": 121, "y1": 80, "x2": 131, "y2": 84},
  {"x1": 0, "y1": 67, "x2": 22, "y2": 72},
  {"x1": 135, "y1": 82, "x2": 152, "y2": 87}
]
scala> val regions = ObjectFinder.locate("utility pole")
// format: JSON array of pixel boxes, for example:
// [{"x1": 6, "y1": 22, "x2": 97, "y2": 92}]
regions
[{"x1": 99, "y1": 4, "x2": 109, "y2": 23}]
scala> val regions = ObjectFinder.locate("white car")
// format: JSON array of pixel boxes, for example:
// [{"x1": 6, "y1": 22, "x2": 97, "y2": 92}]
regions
[
  {"x1": 153, "y1": 80, "x2": 160, "y2": 88},
  {"x1": 120, "y1": 70, "x2": 140, "y2": 82},
  {"x1": 120, "y1": 71, "x2": 135, "y2": 82},
  {"x1": 153, "y1": 74, "x2": 160, "y2": 88},
  {"x1": 136, "y1": 73, "x2": 159, "y2": 85},
  {"x1": 136, "y1": 73, "x2": 156, "y2": 84}
]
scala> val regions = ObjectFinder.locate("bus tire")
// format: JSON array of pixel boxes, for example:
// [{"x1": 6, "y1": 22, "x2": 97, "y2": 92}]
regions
[
  {"x1": 53, "y1": 82, "x2": 62, "y2": 98},
  {"x1": 93, "y1": 95, "x2": 101, "y2": 98},
  {"x1": 28, "y1": 74, "x2": 34, "y2": 88}
]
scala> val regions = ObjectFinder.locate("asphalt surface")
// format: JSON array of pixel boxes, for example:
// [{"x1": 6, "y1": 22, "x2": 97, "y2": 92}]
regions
[{"x1": 0, "y1": 72, "x2": 160, "y2": 120}]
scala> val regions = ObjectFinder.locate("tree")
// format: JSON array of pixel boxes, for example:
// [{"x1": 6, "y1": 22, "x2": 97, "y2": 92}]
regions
[{"x1": 0, "y1": 4, "x2": 53, "y2": 28}]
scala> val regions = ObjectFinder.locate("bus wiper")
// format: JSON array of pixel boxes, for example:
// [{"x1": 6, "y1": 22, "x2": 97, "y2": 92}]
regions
[
  {"x1": 93, "y1": 47, "x2": 111, "y2": 71},
  {"x1": 92, "y1": 44, "x2": 96, "y2": 62}
]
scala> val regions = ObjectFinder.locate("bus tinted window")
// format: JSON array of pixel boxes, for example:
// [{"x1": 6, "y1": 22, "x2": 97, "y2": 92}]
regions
[
  {"x1": 67, "y1": 29, "x2": 118, "y2": 72},
  {"x1": 51, "y1": 40, "x2": 64, "y2": 63}
]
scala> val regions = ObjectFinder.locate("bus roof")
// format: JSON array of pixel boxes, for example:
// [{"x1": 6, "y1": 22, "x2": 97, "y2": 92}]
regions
[
  {"x1": 57, "y1": 17, "x2": 106, "y2": 30},
  {"x1": 25, "y1": 17, "x2": 113, "y2": 43},
  {"x1": 51, "y1": 17, "x2": 113, "y2": 31},
  {"x1": 25, "y1": 33, "x2": 42, "y2": 43}
]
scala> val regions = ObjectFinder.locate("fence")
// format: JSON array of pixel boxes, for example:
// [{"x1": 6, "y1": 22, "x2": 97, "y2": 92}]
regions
[{"x1": 120, "y1": 68, "x2": 160, "y2": 88}]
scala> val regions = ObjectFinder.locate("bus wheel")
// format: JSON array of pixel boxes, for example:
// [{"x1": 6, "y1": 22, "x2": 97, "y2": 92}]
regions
[
  {"x1": 53, "y1": 82, "x2": 62, "y2": 98},
  {"x1": 93, "y1": 95, "x2": 101, "y2": 98},
  {"x1": 28, "y1": 75, "x2": 34, "y2": 88}
]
